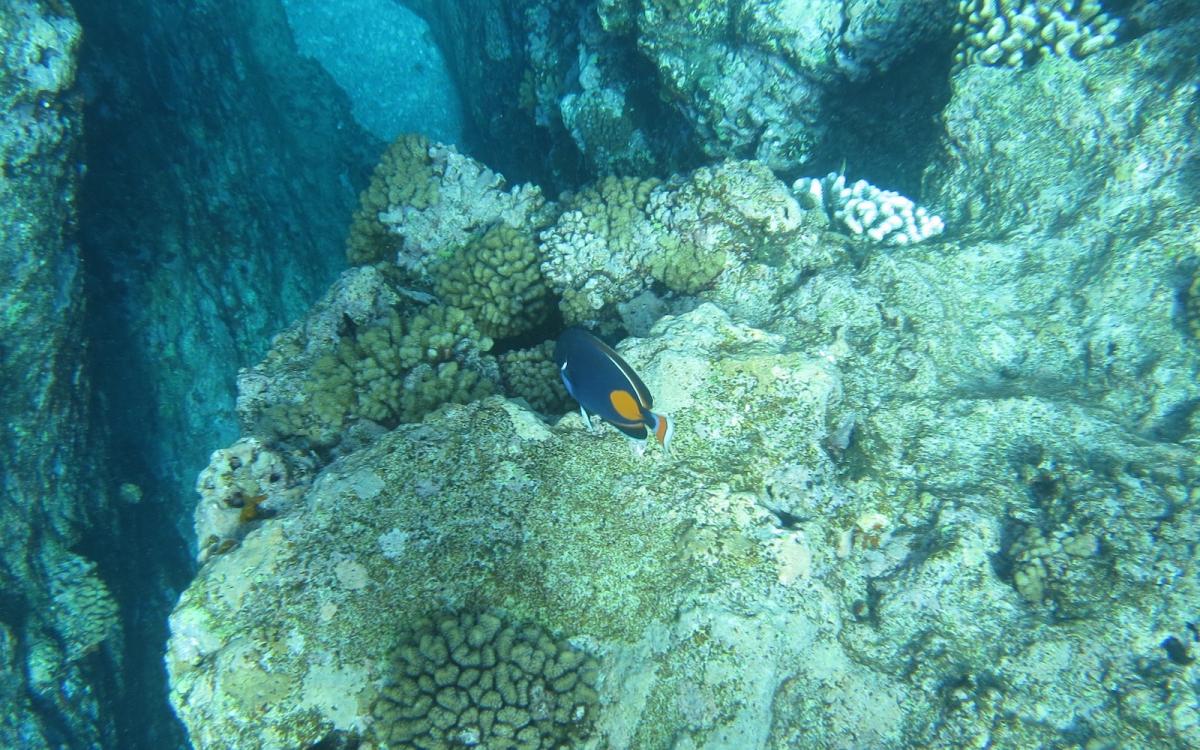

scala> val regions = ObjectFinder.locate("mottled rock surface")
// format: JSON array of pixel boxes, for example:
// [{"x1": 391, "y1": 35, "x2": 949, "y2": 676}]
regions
[
  {"x1": 0, "y1": 0, "x2": 377, "y2": 748},
  {"x1": 0, "y1": 2, "x2": 121, "y2": 748},
  {"x1": 169, "y1": 305, "x2": 847, "y2": 749},
  {"x1": 400, "y1": 0, "x2": 955, "y2": 186},
  {"x1": 168, "y1": 6, "x2": 1200, "y2": 750},
  {"x1": 171, "y1": 301, "x2": 1197, "y2": 749}
]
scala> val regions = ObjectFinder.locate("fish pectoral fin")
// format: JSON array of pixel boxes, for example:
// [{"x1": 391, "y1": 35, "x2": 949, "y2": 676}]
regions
[{"x1": 579, "y1": 406, "x2": 597, "y2": 432}]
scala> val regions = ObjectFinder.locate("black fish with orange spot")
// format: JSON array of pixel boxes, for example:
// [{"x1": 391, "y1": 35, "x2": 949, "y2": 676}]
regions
[{"x1": 554, "y1": 327, "x2": 674, "y2": 454}]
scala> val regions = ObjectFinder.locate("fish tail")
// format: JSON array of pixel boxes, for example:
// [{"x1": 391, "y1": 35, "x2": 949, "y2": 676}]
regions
[{"x1": 650, "y1": 412, "x2": 674, "y2": 455}]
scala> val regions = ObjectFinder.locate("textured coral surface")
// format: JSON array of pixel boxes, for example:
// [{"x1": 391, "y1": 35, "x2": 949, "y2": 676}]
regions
[{"x1": 168, "y1": 9, "x2": 1200, "y2": 749}]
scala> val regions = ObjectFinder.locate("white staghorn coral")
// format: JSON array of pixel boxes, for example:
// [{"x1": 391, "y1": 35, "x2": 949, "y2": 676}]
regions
[{"x1": 797, "y1": 173, "x2": 945, "y2": 246}]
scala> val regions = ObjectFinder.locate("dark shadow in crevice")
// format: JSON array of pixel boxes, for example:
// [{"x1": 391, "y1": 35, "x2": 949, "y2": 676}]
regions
[{"x1": 807, "y1": 37, "x2": 958, "y2": 200}]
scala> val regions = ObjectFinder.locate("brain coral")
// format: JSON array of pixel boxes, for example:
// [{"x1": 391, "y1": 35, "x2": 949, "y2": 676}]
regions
[{"x1": 371, "y1": 609, "x2": 600, "y2": 750}]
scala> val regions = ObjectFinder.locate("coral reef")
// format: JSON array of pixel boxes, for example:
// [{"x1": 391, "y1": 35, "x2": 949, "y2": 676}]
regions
[
  {"x1": 348, "y1": 137, "x2": 806, "y2": 341},
  {"x1": 170, "y1": 296, "x2": 1200, "y2": 750},
  {"x1": 645, "y1": 161, "x2": 803, "y2": 288},
  {"x1": 539, "y1": 175, "x2": 661, "y2": 324},
  {"x1": 498, "y1": 342, "x2": 570, "y2": 415},
  {"x1": 45, "y1": 554, "x2": 120, "y2": 663},
  {"x1": 348, "y1": 136, "x2": 549, "y2": 273},
  {"x1": 798, "y1": 172, "x2": 945, "y2": 246},
  {"x1": 166, "y1": 9, "x2": 1200, "y2": 750},
  {"x1": 541, "y1": 162, "x2": 802, "y2": 323},
  {"x1": 407, "y1": 0, "x2": 957, "y2": 182},
  {"x1": 631, "y1": 0, "x2": 956, "y2": 168},
  {"x1": 371, "y1": 609, "x2": 600, "y2": 749},
  {"x1": 231, "y1": 265, "x2": 501, "y2": 459},
  {"x1": 270, "y1": 304, "x2": 496, "y2": 447},
  {"x1": 953, "y1": 0, "x2": 1120, "y2": 71},
  {"x1": 346, "y1": 134, "x2": 439, "y2": 265},
  {"x1": 167, "y1": 305, "x2": 847, "y2": 750},
  {"x1": 556, "y1": 12, "x2": 662, "y2": 176},
  {"x1": 1006, "y1": 524, "x2": 1099, "y2": 605},
  {"x1": 432, "y1": 223, "x2": 552, "y2": 340},
  {"x1": 377, "y1": 141, "x2": 550, "y2": 278}
]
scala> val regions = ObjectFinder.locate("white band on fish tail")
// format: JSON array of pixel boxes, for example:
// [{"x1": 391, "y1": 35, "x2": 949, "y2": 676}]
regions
[{"x1": 655, "y1": 413, "x2": 674, "y2": 456}]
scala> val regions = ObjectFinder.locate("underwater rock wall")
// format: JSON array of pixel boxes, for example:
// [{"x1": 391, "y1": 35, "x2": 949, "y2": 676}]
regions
[
  {"x1": 73, "y1": 0, "x2": 376, "y2": 547},
  {"x1": 398, "y1": 0, "x2": 956, "y2": 187},
  {"x1": 167, "y1": 5, "x2": 1200, "y2": 750},
  {"x1": 70, "y1": 0, "x2": 378, "y2": 744},
  {"x1": 0, "y1": 2, "x2": 122, "y2": 748},
  {"x1": 0, "y1": 0, "x2": 374, "y2": 748},
  {"x1": 921, "y1": 17, "x2": 1200, "y2": 435},
  {"x1": 280, "y1": 0, "x2": 464, "y2": 144}
]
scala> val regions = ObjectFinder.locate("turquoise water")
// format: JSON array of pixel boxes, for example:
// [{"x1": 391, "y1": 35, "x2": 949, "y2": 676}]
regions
[{"x1": 2, "y1": 1, "x2": 1197, "y2": 749}]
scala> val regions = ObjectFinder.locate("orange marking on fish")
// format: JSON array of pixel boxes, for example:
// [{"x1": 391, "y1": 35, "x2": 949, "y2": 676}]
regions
[{"x1": 609, "y1": 389, "x2": 643, "y2": 422}]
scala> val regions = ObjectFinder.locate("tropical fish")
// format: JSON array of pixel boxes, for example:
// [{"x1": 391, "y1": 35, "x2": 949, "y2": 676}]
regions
[{"x1": 554, "y1": 327, "x2": 674, "y2": 454}]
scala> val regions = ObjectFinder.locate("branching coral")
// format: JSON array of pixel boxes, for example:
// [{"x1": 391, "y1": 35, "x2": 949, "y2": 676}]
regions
[
  {"x1": 499, "y1": 341, "x2": 571, "y2": 415},
  {"x1": 261, "y1": 304, "x2": 497, "y2": 449},
  {"x1": 311, "y1": 305, "x2": 496, "y2": 429},
  {"x1": 378, "y1": 142, "x2": 549, "y2": 280},
  {"x1": 432, "y1": 224, "x2": 552, "y2": 340},
  {"x1": 541, "y1": 162, "x2": 801, "y2": 323},
  {"x1": 540, "y1": 175, "x2": 661, "y2": 324},
  {"x1": 346, "y1": 134, "x2": 439, "y2": 266},
  {"x1": 798, "y1": 172, "x2": 944, "y2": 246}
]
